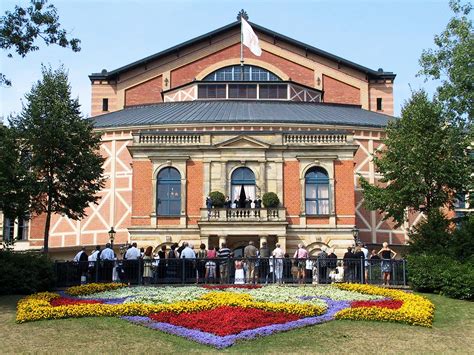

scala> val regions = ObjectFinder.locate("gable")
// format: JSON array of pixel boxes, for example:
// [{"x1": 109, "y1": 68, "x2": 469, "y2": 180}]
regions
[{"x1": 216, "y1": 135, "x2": 270, "y2": 149}]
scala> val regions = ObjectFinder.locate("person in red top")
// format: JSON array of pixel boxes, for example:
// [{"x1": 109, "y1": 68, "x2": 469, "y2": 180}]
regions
[{"x1": 293, "y1": 244, "x2": 308, "y2": 284}]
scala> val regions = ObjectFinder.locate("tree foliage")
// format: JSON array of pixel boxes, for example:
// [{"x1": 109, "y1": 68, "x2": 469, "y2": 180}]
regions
[
  {"x1": 7, "y1": 66, "x2": 105, "y2": 253},
  {"x1": 359, "y1": 90, "x2": 472, "y2": 226},
  {"x1": 418, "y1": 0, "x2": 474, "y2": 123},
  {"x1": 0, "y1": 0, "x2": 81, "y2": 86}
]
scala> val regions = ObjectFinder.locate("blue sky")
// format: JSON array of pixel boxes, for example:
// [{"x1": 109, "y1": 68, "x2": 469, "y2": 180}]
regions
[{"x1": 0, "y1": 0, "x2": 452, "y2": 119}]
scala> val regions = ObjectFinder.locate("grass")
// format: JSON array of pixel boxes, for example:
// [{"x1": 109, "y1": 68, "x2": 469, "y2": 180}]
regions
[{"x1": 2, "y1": 293, "x2": 473, "y2": 354}]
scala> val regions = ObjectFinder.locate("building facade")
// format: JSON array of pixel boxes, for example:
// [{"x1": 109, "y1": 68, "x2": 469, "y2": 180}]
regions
[{"x1": 3, "y1": 18, "x2": 439, "y2": 258}]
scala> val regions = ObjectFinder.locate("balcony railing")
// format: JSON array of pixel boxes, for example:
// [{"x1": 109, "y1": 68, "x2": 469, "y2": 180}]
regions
[{"x1": 200, "y1": 208, "x2": 286, "y2": 222}]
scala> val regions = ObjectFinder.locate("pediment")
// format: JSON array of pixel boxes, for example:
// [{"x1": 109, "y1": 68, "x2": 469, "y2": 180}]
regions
[{"x1": 216, "y1": 135, "x2": 270, "y2": 149}]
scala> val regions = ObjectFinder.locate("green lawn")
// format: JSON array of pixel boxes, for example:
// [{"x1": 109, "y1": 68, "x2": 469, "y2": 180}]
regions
[{"x1": 2, "y1": 293, "x2": 473, "y2": 353}]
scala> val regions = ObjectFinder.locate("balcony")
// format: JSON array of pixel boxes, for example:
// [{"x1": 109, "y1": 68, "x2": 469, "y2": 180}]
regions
[{"x1": 199, "y1": 208, "x2": 286, "y2": 222}]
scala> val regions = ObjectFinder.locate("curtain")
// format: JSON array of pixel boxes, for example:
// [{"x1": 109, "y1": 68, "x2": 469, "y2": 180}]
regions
[
  {"x1": 243, "y1": 185, "x2": 256, "y2": 201},
  {"x1": 231, "y1": 185, "x2": 241, "y2": 202}
]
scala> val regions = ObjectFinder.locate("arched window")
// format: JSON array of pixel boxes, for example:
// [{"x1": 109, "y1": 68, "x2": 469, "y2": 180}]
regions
[
  {"x1": 305, "y1": 167, "x2": 330, "y2": 215},
  {"x1": 231, "y1": 167, "x2": 256, "y2": 207},
  {"x1": 157, "y1": 167, "x2": 181, "y2": 216},
  {"x1": 203, "y1": 65, "x2": 281, "y2": 81}
]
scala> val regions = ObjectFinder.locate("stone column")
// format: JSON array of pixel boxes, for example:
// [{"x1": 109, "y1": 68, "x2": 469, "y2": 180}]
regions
[
  {"x1": 259, "y1": 235, "x2": 268, "y2": 248},
  {"x1": 259, "y1": 161, "x2": 266, "y2": 196}
]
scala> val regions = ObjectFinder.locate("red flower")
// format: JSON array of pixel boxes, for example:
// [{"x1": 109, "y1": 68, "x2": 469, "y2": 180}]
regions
[
  {"x1": 202, "y1": 285, "x2": 262, "y2": 290},
  {"x1": 149, "y1": 306, "x2": 301, "y2": 336},
  {"x1": 50, "y1": 297, "x2": 104, "y2": 307},
  {"x1": 350, "y1": 300, "x2": 403, "y2": 309}
]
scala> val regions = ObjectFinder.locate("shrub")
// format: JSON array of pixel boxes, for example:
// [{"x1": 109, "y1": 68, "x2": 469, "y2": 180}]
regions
[
  {"x1": 0, "y1": 250, "x2": 55, "y2": 295},
  {"x1": 262, "y1": 192, "x2": 280, "y2": 208},
  {"x1": 407, "y1": 254, "x2": 474, "y2": 300},
  {"x1": 209, "y1": 191, "x2": 225, "y2": 207}
]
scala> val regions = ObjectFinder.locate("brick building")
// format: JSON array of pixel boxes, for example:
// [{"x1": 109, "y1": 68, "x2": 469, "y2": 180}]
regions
[{"x1": 2, "y1": 18, "x2": 427, "y2": 258}]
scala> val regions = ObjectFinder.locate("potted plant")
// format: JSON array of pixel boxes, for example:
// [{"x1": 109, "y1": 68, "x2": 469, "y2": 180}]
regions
[
  {"x1": 262, "y1": 192, "x2": 280, "y2": 208},
  {"x1": 209, "y1": 191, "x2": 225, "y2": 208}
]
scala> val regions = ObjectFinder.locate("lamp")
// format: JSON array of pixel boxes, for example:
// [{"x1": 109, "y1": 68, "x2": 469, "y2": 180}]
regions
[{"x1": 108, "y1": 227, "x2": 116, "y2": 248}]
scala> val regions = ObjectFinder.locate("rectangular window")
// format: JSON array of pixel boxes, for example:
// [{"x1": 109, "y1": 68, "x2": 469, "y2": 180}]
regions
[
  {"x1": 259, "y1": 84, "x2": 288, "y2": 99},
  {"x1": 228, "y1": 84, "x2": 257, "y2": 99},
  {"x1": 376, "y1": 97, "x2": 383, "y2": 111},
  {"x1": 102, "y1": 98, "x2": 109, "y2": 112},
  {"x1": 198, "y1": 84, "x2": 226, "y2": 99},
  {"x1": 3, "y1": 217, "x2": 28, "y2": 241}
]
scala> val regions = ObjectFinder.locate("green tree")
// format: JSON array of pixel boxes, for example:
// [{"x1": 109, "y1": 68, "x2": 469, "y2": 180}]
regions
[
  {"x1": 359, "y1": 90, "x2": 472, "y2": 226},
  {"x1": 0, "y1": 0, "x2": 81, "y2": 86},
  {"x1": 8, "y1": 66, "x2": 105, "y2": 253},
  {"x1": 418, "y1": 0, "x2": 473, "y2": 123}
]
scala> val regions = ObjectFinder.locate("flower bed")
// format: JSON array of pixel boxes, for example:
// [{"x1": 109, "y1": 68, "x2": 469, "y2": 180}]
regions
[
  {"x1": 334, "y1": 284, "x2": 434, "y2": 327},
  {"x1": 17, "y1": 283, "x2": 435, "y2": 347},
  {"x1": 149, "y1": 306, "x2": 301, "y2": 336},
  {"x1": 202, "y1": 284, "x2": 262, "y2": 290},
  {"x1": 66, "y1": 283, "x2": 126, "y2": 296}
]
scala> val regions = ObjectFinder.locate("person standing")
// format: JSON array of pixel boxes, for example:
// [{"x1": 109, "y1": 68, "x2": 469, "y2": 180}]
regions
[
  {"x1": 293, "y1": 244, "x2": 308, "y2": 284},
  {"x1": 157, "y1": 245, "x2": 167, "y2": 282},
  {"x1": 180, "y1": 242, "x2": 196, "y2": 282},
  {"x1": 378, "y1": 242, "x2": 397, "y2": 286},
  {"x1": 88, "y1": 246, "x2": 101, "y2": 282},
  {"x1": 196, "y1": 243, "x2": 207, "y2": 284},
  {"x1": 343, "y1": 247, "x2": 356, "y2": 282},
  {"x1": 318, "y1": 246, "x2": 328, "y2": 284},
  {"x1": 142, "y1": 246, "x2": 153, "y2": 285},
  {"x1": 259, "y1": 242, "x2": 270, "y2": 283},
  {"x1": 124, "y1": 242, "x2": 141, "y2": 283},
  {"x1": 244, "y1": 241, "x2": 258, "y2": 284},
  {"x1": 272, "y1": 243, "x2": 284, "y2": 284},
  {"x1": 361, "y1": 244, "x2": 369, "y2": 283},
  {"x1": 234, "y1": 258, "x2": 245, "y2": 284},
  {"x1": 217, "y1": 243, "x2": 231, "y2": 284},
  {"x1": 73, "y1": 247, "x2": 88, "y2": 284},
  {"x1": 167, "y1": 243, "x2": 179, "y2": 282},
  {"x1": 354, "y1": 246, "x2": 365, "y2": 283},
  {"x1": 99, "y1": 243, "x2": 114, "y2": 282},
  {"x1": 327, "y1": 248, "x2": 338, "y2": 276}
]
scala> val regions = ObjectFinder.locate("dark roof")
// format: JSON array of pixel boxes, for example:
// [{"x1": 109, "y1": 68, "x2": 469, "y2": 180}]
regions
[
  {"x1": 90, "y1": 21, "x2": 395, "y2": 81},
  {"x1": 92, "y1": 100, "x2": 394, "y2": 129}
]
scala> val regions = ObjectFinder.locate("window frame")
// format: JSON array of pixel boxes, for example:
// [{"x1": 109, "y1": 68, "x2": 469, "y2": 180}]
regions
[
  {"x1": 156, "y1": 167, "x2": 182, "y2": 216},
  {"x1": 304, "y1": 167, "x2": 330, "y2": 216}
]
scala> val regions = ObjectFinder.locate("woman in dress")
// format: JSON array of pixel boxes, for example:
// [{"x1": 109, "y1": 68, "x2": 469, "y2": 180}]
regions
[
  {"x1": 234, "y1": 258, "x2": 245, "y2": 284},
  {"x1": 196, "y1": 243, "x2": 207, "y2": 284},
  {"x1": 378, "y1": 242, "x2": 397, "y2": 285},
  {"x1": 142, "y1": 246, "x2": 153, "y2": 285},
  {"x1": 157, "y1": 245, "x2": 167, "y2": 283}
]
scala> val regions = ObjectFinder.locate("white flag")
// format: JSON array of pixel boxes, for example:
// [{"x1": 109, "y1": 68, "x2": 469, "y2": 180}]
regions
[{"x1": 241, "y1": 18, "x2": 262, "y2": 56}]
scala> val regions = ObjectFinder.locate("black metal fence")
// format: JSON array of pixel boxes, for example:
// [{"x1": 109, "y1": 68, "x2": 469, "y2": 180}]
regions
[{"x1": 54, "y1": 257, "x2": 407, "y2": 287}]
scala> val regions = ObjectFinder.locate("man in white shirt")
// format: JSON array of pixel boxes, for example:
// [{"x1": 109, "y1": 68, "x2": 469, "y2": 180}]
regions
[
  {"x1": 73, "y1": 247, "x2": 87, "y2": 262},
  {"x1": 180, "y1": 242, "x2": 196, "y2": 282},
  {"x1": 125, "y1": 242, "x2": 141, "y2": 260},
  {"x1": 99, "y1": 243, "x2": 115, "y2": 282}
]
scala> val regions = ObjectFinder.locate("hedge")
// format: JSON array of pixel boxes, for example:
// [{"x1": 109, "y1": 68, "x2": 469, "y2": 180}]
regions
[{"x1": 0, "y1": 250, "x2": 56, "y2": 295}]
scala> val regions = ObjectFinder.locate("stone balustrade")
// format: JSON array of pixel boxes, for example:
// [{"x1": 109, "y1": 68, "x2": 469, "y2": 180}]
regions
[
  {"x1": 200, "y1": 208, "x2": 286, "y2": 222},
  {"x1": 284, "y1": 133, "x2": 348, "y2": 145},
  {"x1": 134, "y1": 133, "x2": 202, "y2": 145}
]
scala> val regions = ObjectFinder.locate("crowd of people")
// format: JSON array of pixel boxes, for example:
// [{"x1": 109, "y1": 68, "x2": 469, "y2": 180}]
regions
[{"x1": 71, "y1": 241, "x2": 398, "y2": 286}]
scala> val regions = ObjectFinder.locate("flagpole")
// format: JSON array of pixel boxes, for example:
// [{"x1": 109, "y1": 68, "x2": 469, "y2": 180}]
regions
[{"x1": 240, "y1": 19, "x2": 244, "y2": 80}]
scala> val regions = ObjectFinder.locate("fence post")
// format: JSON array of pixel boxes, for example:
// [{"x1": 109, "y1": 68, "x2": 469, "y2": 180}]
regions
[
  {"x1": 95, "y1": 261, "x2": 99, "y2": 282},
  {"x1": 402, "y1": 259, "x2": 407, "y2": 286},
  {"x1": 360, "y1": 258, "x2": 364, "y2": 284},
  {"x1": 182, "y1": 258, "x2": 185, "y2": 284}
]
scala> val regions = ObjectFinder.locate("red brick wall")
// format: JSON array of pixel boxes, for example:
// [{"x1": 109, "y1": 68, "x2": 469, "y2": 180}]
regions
[
  {"x1": 125, "y1": 75, "x2": 162, "y2": 106},
  {"x1": 171, "y1": 43, "x2": 314, "y2": 88},
  {"x1": 334, "y1": 160, "x2": 355, "y2": 225},
  {"x1": 29, "y1": 213, "x2": 46, "y2": 242},
  {"x1": 283, "y1": 161, "x2": 300, "y2": 225},
  {"x1": 307, "y1": 217, "x2": 330, "y2": 225},
  {"x1": 131, "y1": 160, "x2": 152, "y2": 226},
  {"x1": 157, "y1": 217, "x2": 180, "y2": 226},
  {"x1": 186, "y1": 160, "x2": 203, "y2": 225},
  {"x1": 323, "y1": 75, "x2": 360, "y2": 105}
]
